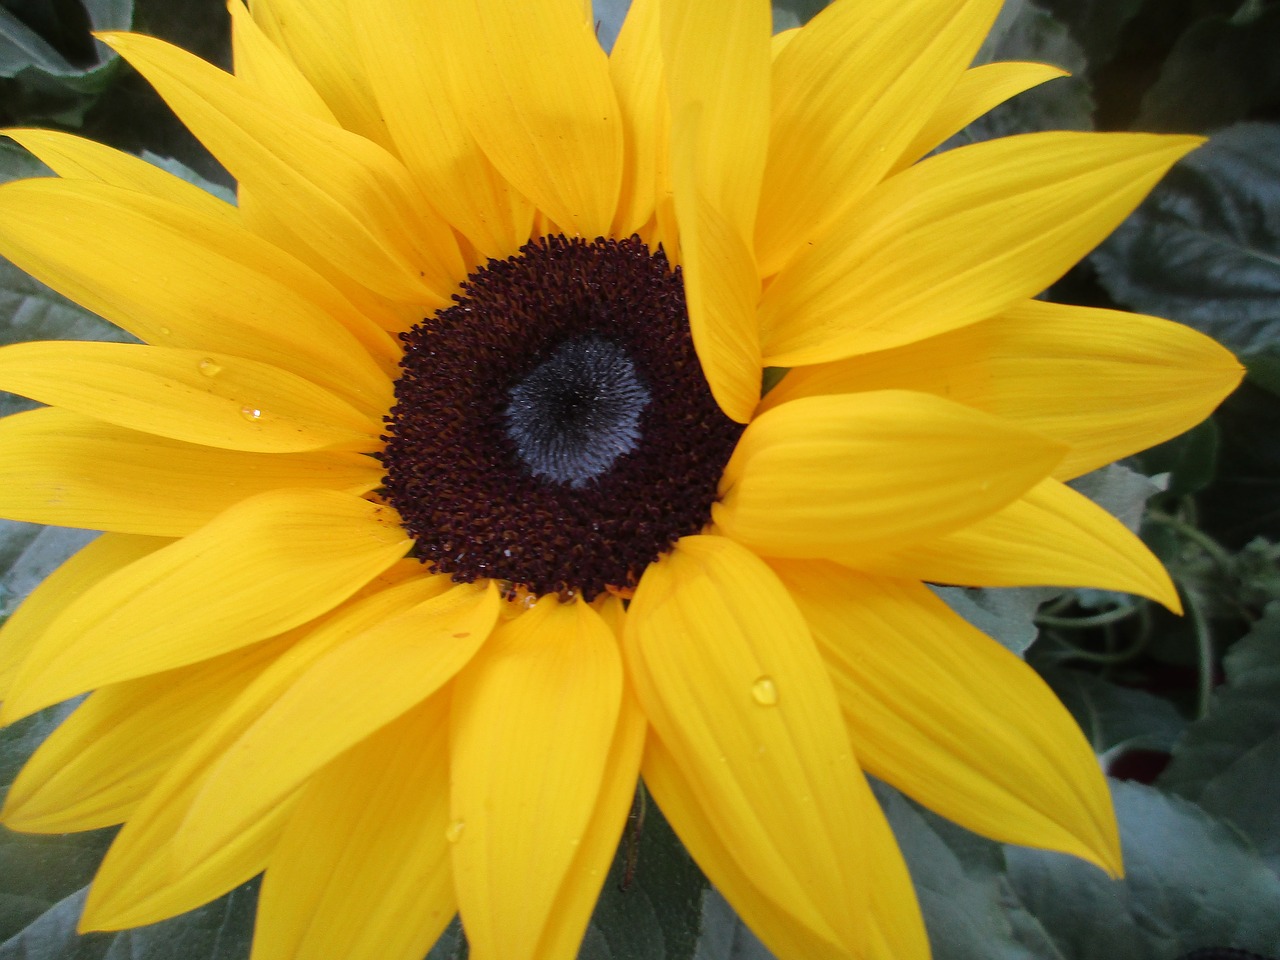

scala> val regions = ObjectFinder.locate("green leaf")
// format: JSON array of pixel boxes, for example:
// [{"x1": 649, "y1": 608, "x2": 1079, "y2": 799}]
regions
[
  {"x1": 1133, "y1": 418, "x2": 1221, "y2": 497},
  {"x1": 1036, "y1": 665, "x2": 1187, "y2": 761},
  {"x1": 1091, "y1": 122, "x2": 1280, "y2": 360},
  {"x1": 771, "y1": 0, "x2": 832, "y2": 32},
  {"x1": 582, "y1": 790, "x2": 708, "y2": 960},
  {"x1": 0, "y1": 880, "x2": 258, "y2": 960},
  {"x1": 872, "y1": 784, "x2": 1037, "y2": 960},
  {"x1": 944, "y1": 0, "x2": 1094, "y2": 148},
  {"x1": 1005, "y1": 780, "x2": 1280, "y2": 958},
  {"x1": 934, "y1": 585, "x2": 1058, "y2": 657},
  {"x1": 0, "y1": 521, "x2": 96, "y2": 628},
  {"x1": 1032, "y1": 0, "x2": 1145, "y2": 67},
  {"x1": 878, "y1": 770, "x2": 1280, "y2": 960},
  {"x1": 1136, "y1": 5, "x2": 1280, "y2": 134},
  {"x1": 1198, "y1": 381, "x2": 1280, "y2": 549},
  {"x1": 0, "y1": 698, "x2": 115, "y2": 947},
  {"x1": 691, "y1": 889, "x2": 774, "y2": 960},
  {"x1": 1069, "y1": 463, "x2": 1163, "y2": 533},
  {"x1": 0, "y1": 0, "x2": 133, "y2": 126},
  {"x1": 1159, "y1": 602, "x2": 1280, "y2": 868}
]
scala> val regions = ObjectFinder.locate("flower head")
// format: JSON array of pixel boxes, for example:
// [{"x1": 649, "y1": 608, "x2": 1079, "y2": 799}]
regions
[{"x1": 0, "y1": 1, "x2": 1243, "y2": 959}]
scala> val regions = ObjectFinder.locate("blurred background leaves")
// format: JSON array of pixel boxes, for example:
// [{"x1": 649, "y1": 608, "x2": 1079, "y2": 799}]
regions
[{"x1": 1, "y1": 0, "x2": 1279, "y2": 957}]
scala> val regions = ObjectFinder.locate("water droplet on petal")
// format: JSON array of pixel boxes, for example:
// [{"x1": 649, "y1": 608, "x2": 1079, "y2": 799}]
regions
[
  {"x1": 751, "y1": 676, "x2": 779, "y2": 706},
  {"x1": 198, "y1": 358, "x2": 223, "y2": 377},
  {"x1": 445, "y1": 819, "x2": 466, "y2": 843},
  {"x1": 239, "y1": 405, "x2": 263, "y2": 422},
  {"x1": 158, "y1": 326, "x2": 171, "y2": 336}
]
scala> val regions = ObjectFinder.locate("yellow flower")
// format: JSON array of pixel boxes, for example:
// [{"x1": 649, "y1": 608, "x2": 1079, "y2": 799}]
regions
[{"x1": 0, "y1": 1, "x2": 1243, "y2": 959}]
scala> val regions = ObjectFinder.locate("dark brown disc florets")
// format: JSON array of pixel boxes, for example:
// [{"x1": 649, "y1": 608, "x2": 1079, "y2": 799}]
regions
[{"x1": 380, "y1": 234, "x2": 744, "y2": 600}]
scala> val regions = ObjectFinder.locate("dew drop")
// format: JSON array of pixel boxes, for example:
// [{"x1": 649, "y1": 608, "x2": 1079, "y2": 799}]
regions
[
  {"x1": 240, "y1": 405, "x2": 263, "y2": 422},
  {"x1": 445, "y1": 819, "x2": 466, "y2": 843},
  {"x1": 158, "y1": 326, "x2": 171, "y2": 336},
  {"x1": 751, "y1": 676, "x2": 779, "y2": 706},
  {"x1": 198, "y1": 358, "x2": 223, "y2": 377}
]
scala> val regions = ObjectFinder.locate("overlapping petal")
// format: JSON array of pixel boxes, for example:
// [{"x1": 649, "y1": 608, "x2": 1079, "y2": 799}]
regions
[
  {"x1": 450, "y1": 596, "x2": 624, "y2": 960},
  {"x1": 0, "y1": 534, "x2": 170, "y2": 699},
  {"x1": 762, "y1": 299, "x2": 1243, "y2": 479},
  {"x1": 100, "y1": 31, "x2": 462, "y2": 306},
  {"x1": 245, "y1": 0, "x2": 392, "y2": 148},
  {"x1": 609, "y1": 0, "x2": 668, "y2": 240},
  {"x1": 176, "y1": 580, "x2": 498, "y2": 870},
  {"x1": 715, "y1": 391, "x2": 1065, "y2": 562},
  {"x1": 0, "y1": 342, "x2": 380, "y2": 454},
  {"x1": 660, "y1": 0, "x2": 770, "y2": 241},
  {"x1": 252, "y1": 695, "x2": 455, "y2": 960},
  {"x1": 0, "y1": 408, "x2": 381, "y2": 537},
  {"x1": 853, "y1": 477, "x2": 1181, "y2": 611},
  {"x1": 431, "y1": 0, "x2": 622, "y2": 238},
  {"x1": 758, "y1": 131, "x2": 1202, "y2": 366},
  {"x1": 0, "y1": 490, "x2": 409, "y2": 723},
  {"x1": 624, "y1": 535, "x2": 870, "y2": 955},
  {"x1": 756, "y1": 0, "x2": 1001, "y2": 276},
  {"x1": 670, "y1": 110, "x2": 762, "y2": 424},
  {"x1": 6, "y1": 127, "x2": 238, "y2": 221},
  {"x1": 774, "y1": 560, "x2": 1123, "y2": 875},
  {"x1": 3, "y1": 633, "x2": 295, "y2": 832},
  {"x1": 0, "y1": 177, "x2": 399, "y2": 397},
  {"x1": 228, "y1": 0, "x2": 339, "y2": 122},
  {"x1": 353, "y1": 0, "x2": 535, "y2": 258},
  {"x1": 889, "y1": 61, "x2": 1069, "y2": 174},
  {"x1": 80, "y1": 571, "x2": 447, "y2": 930}
]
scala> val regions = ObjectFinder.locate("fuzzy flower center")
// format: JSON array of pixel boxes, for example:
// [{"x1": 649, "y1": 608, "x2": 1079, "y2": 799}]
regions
[{"x1": 380, "y1": 235, "x2": 744, "y2": 600}]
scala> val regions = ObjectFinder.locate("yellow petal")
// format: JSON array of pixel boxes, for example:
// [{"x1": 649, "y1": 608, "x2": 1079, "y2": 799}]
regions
[
  {"x1": 3, "y1": 632, "x2": 294, "y2": 833},
  {"x1": 100, "y1": 32, "x2": 462, "y2": 305},
  {"x1": 80, "y1": 572, "x2": 450, "y2": 930},
  {"x1": 756, "y1": 0, "x2": 1002, "y2": 276},
  {"x1": 854, "y1": 477, "x2": 1181, "y2": 612},
  {"x1": 85, "y1": 798, "x2": 290, "y2": 934},
  {"x1": 643, "y1": 736, "x2": 928, "y2": 960},
  {"x1": 253, "y1": 695, "x2": 455, "y2": 960},
  {"x1": 714, "y1": 391, "x2": 1065, "y2": 563},
  {"x1": 0, "y1": 534, "x2": 169, "y2": 700},
  {"x1": 0, "y1": 177, "x2": 398, "y2": 400},
  {"x1": 352, "y1": 0, "x2": 535, "y2": 259},
  {"x1": 534, "y1": 683, "x2": 647, "y2": 960},
  {"x1": 0, "y1": 341, "x2": 378, "y2": 454},
  {"x1": 228, "y1": 0, "x2": 337, "y2": 123},
  {"x1": 245, "y1": 0, "x2": 393, "y2": 149},
  {"x1": 0, "y1": 407, "x2": 382, "y2": 537},
  {"x1": 1, "y1": 490, "x2": 409, "y2": 723},
  {"x1": 176, "y1": 580, "x2": 499, "y2": 871},
  {"x1": 434, "y1": 0, "x2": 622, "y2": 237},
  {"x1": 609, "y1": 0, "x2": 667, "y2": 238},
  {"x1": 670, "y1": 106, "x2": 762, "y2": 424},
  {"x1": 762, "y1": 299, "x2": 1243, "y2": 480},
  {"x1": 660, "y1": 0, "x2": 770, "y2": 240},
  {"x1": 4, "y1": 127, "x2": 237, "y2": 222},
  {"x1": 759, "y1": 131, "x2": 1203, "y2": 366},
  {"x1": 774, "y1": 560, "x2": 1123, "y2": 876},
  {"x1": 623, "y1": 535, "x2": 869, "y2": 954},
  {"x1": 450, "y1": 596, "x2": 623, "y2": 960},
  {"x1": 890, "y1": 61, "x2": 1070, "y2": 174}
]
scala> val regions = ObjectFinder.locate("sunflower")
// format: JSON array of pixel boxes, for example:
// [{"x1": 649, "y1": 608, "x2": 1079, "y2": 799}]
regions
[{"x1": 0, "y1": 0, "x2": 1243, "y2": 958}]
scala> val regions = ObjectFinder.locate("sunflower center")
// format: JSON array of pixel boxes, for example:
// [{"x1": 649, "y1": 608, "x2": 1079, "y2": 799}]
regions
[
  {"x1": 381, "y1": 235, "x2": 744, "y2": 600},
  {"x1": 504, "y1": 335, "x2": 650, "y2": 488}
]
